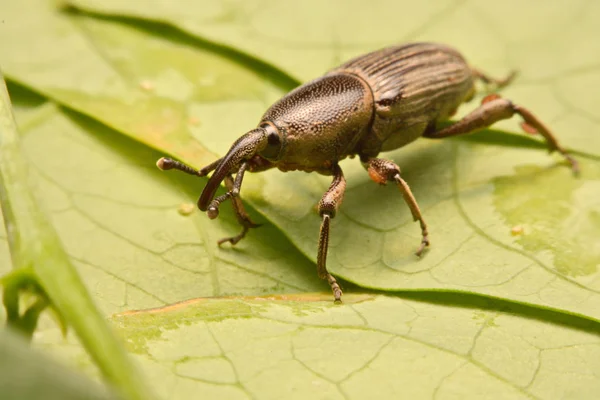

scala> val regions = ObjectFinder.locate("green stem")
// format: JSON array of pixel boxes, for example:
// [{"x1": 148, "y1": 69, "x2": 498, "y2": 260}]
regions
[{"x1": 0, "y1": 72, "x2": 156, "y2": 400}]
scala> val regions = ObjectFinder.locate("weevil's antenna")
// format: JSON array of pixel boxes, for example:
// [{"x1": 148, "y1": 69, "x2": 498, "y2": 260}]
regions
[{"x1": 156, "y1": 157, "x2": 222, "y2": 177}]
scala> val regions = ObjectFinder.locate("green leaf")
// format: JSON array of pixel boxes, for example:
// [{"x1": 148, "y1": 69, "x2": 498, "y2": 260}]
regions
[
  {"x1": 5, "y1": 1, "x2": 598, "y2": 319},
  {"x1": 0, "y1": 75, "x2": 155, "y2": 400},
  {"x1": 102, "y1": 295, "x2": 600, "y2": 399},
  {"x1": 0, "y1": 328, "x2": 118, "y2": 400},
  {"x1": 3, "y1": 0, "x2": 600, "y2": 309}
]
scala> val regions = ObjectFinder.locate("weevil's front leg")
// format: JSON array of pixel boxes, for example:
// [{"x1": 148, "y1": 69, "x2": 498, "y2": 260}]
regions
[
  {"x1": 363, "y1": 158, "x2": 429, "y2": 256},
  {"x1": 157, "y1": 157, "x2": 260, "y2": 245},
  {"x1": 206, "y1": 162, "x2": 260, "y2": 245},
  {"x1": 317, "y1": 164, "x2": 346, "y2": 302},
  {"x1": 218, "y1": 174, "x2": 260, "y2": 246},
  {"x1": 423, "y1": 95, "x2": 579, "y2": 174}
]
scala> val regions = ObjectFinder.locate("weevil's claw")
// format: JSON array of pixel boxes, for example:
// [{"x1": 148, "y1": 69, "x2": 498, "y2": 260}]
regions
[
  {"x1": 415, "y1": 236, "x2": 430, "y2": 257},
  {"x1": 546, "y1": 147, "x2": 579, "y2": 177},
  {"x1": 326, "y1": 274, "x2": 343, "y2": 303},
  {"x1": 218, "y1": 235, "x2": 242, "y2": 246},
  {"x1": 217, "y1": 226, "x2": 250, "y2": 246},
  {"x1": 497, "y1": 70, "x2": 518, "y2": 89},
  {"x1": 217, "y1": 216, "x2": 262, "y2": 247},
  {"x1": 566, "y1": 154, "x2": 581, "y2": 177}
]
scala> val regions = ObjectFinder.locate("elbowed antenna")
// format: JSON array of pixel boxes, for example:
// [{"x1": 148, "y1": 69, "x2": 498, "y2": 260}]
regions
[{"x1": 198, "y1": 128, "x2": 268, "y2": 211}]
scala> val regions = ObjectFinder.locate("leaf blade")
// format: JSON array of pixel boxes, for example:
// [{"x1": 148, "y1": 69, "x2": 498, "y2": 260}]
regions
[
  {"x1": 102, "y1": 294, "x2": 600, "y2": 399},
  {"x1": 1, "y1": 0, "x2": 599, "y2": 322}
]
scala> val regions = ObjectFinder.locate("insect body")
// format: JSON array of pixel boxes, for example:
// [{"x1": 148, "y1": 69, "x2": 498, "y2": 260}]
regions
[{"x1": 157, "y1": 42, "x2": 578, "y2": 302}]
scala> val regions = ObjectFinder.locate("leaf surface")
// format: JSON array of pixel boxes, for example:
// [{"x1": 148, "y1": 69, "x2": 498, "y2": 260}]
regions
[
  {"x1": 101, "y1": 295, "x2": 600, "y2": 399},
  {"x1": 4, "y1": 0, "x2": 596, "y2": 319},
  {"x1": 0, "y1": 0, "x2": 599, "y2": 327}
]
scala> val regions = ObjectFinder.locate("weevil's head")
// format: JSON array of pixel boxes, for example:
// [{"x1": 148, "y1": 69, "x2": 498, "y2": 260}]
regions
[{"x1": 198, "y1": 124, "x2": 285, "y2": 211}]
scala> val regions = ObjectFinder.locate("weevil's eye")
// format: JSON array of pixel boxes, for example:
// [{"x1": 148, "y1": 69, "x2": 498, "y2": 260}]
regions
[
  {"x1": 268, "y1": 131, "x2": 280, "y2": 146},
  {"x1": 259, "y1": 124, "x2": 284, "y2": 160}
]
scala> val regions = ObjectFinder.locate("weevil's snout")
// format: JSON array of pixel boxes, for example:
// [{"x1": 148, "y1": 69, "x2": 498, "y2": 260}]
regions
[{"x1": 198, "y1": 128, "x2": 268, "y2": 212}]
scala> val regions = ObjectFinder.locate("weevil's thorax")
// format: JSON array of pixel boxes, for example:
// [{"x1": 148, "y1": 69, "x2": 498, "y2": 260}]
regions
[{"x1": 260, "y1": 74, "x2": 374, "y2": 174}]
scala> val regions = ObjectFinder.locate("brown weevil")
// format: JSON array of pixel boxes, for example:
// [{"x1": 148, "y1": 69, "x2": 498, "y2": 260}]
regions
[{"x1": 157, "y1": 42, "x2": 579, "y2": 302}]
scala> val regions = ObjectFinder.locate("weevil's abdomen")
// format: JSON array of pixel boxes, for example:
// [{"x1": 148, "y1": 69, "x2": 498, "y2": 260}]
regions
[{"x1": 331, "y1": 43, "x2": 476, "y2": 155}]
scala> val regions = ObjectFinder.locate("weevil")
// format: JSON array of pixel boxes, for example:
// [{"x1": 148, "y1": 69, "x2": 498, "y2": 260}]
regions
[{"x1": 157, "y1": 42, "x2": 578, "y2": 302}]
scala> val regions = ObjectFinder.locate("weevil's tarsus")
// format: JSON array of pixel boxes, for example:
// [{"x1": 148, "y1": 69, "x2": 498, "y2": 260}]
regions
[
  {"x1": 199, "y1": 128, "x2": 268, "y2": 211},
  {"x1": 472, "y1": 68, "x2": 517, "y2": 89},
  {"x1": 513, "y1": 104, "x2": 580, "y2": 175},
  {"x1": 396, "y1": 176, "x2": 430, "y2": 256},
  {"x1": 423, "y1": 95, "x2": 580, "y2": 175},
  {"x1": 217, "y1": 174, "x2": 261, "y2": 246},
  {"x1": 364, "y1": 158, "x2": 430, "y2": 256},
  {"x1": 317, "y1": 164, "x2": 346, "y2": 302}
]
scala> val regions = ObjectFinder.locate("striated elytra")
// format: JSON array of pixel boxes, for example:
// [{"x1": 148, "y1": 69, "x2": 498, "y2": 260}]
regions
[{"x1": 157, "y1": 42, "x2": 578, "y2": 302}]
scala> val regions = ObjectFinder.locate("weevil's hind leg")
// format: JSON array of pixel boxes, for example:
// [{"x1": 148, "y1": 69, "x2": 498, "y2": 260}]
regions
[
  {"x1": 472, "y1": 68, "x2": 517, "y2": 89},
  {"x1": 363, "y1": 158, "x2": 429, "y2": 256},
  {"x1": 217, "y1": 174, "x2": 261, "y2": 246},
  {"x1": 317, "y1": 164, "x2": 346, "y2": 302},
  {"x1": 423, "y1": 95, "x2": 579, "y2": 175}
]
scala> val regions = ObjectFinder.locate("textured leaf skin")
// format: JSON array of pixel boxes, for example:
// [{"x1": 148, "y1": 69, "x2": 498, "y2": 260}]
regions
[
  {"x1": 105, "y1": 295, "x2": 600, "y2": 400},
  {"x1": 2, "y1": 0, "x2": 599, "y2": 319}
]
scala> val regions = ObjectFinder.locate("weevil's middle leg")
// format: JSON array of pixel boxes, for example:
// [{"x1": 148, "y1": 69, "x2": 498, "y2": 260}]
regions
[
  {"x1": 423, "y1": 95, "x2": 579, "y2": 174},
  {"x1": 363, "y1": 158, "x2": 430, "y2": 256},
  {"x1": 317, "y1": 164, "x2": 346, "y2": 302},
  {"x1": 217, "y1": 174, "x2": 260, "y2": 246}
]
